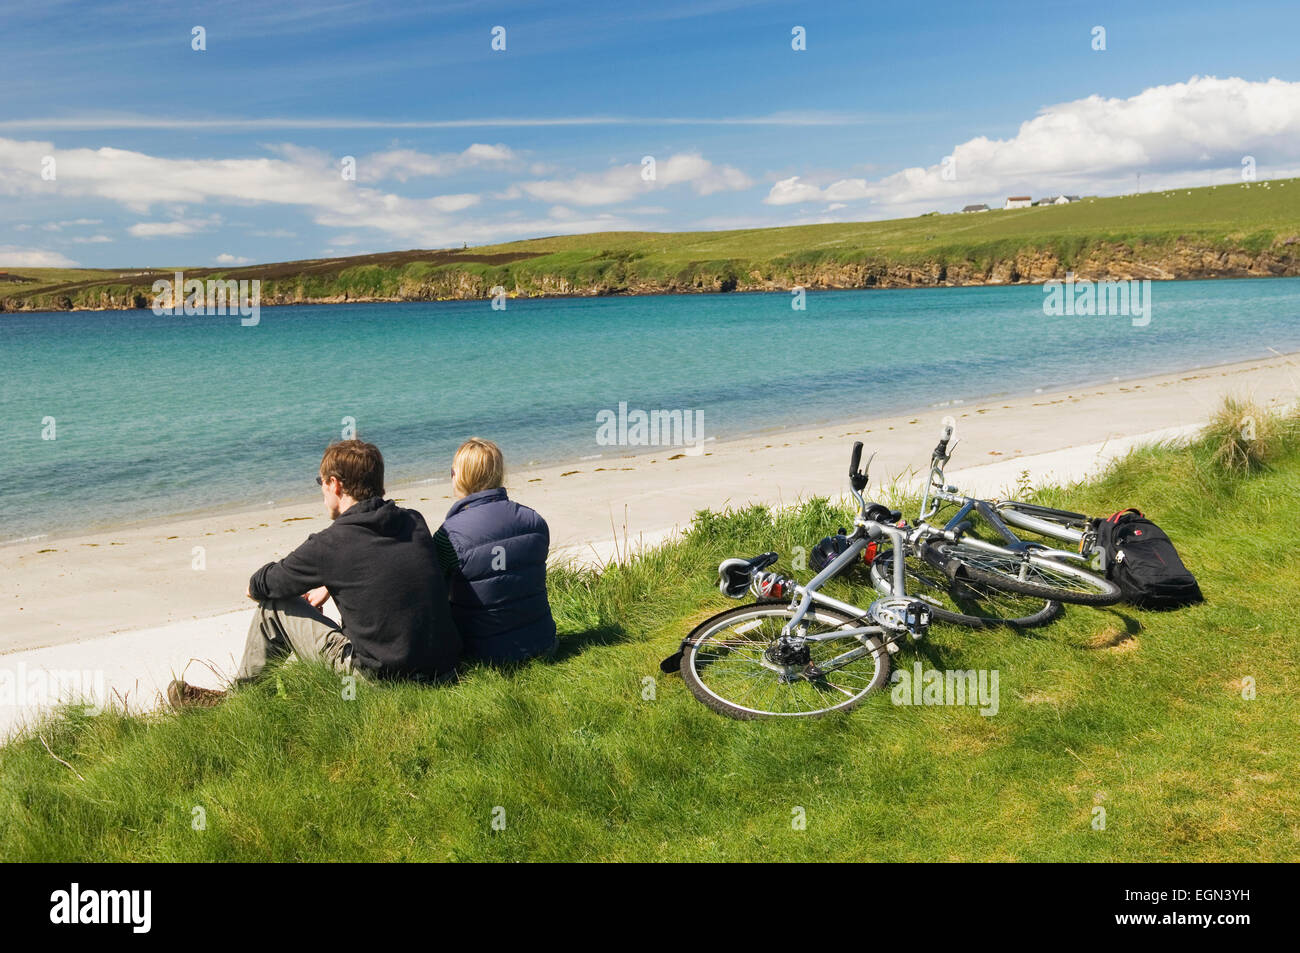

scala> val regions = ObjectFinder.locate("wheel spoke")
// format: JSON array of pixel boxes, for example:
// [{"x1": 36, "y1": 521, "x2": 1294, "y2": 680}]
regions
[
  {"x1": 872, "y1": 549, "x2": 1054, "y2": 626},
  {"x1": 685, "y1": 606, "x2": 886, "y2": 717}
]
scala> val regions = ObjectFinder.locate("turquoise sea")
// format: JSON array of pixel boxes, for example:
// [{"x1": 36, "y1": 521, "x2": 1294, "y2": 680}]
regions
[{"x1": 4, "y1": 278, "x2": 1299, "y2": 542}]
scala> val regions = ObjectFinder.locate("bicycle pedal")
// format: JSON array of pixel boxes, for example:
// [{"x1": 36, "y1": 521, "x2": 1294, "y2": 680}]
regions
[{"x1": 904, "y1": 600, "x2": 932, "y2": 638}]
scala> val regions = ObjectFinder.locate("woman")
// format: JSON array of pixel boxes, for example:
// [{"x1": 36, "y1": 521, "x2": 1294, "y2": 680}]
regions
[{"x1": 433, "y1": 438, "x2": 558, "y2": 664}]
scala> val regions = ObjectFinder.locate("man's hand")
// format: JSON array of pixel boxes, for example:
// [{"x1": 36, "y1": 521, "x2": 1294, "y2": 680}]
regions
[{"x1": 304, "y1": 586, "x2": 330, "y2": 608}]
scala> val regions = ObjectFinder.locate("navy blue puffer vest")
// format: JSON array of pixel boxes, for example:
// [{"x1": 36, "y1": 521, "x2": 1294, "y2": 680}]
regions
[{"x1": 440, "y1": 488, "x2": 557, "y2": 663}]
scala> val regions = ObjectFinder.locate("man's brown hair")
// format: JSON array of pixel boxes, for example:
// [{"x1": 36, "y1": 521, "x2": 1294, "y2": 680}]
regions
[{"x1": 320, "y1": 440, "x2": 385, "y2": 501}]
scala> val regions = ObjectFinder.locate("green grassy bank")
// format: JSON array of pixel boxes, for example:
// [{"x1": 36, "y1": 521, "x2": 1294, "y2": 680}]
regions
[{"x1": 1, "y1": 403, "x2": 1297, "y2": 861}]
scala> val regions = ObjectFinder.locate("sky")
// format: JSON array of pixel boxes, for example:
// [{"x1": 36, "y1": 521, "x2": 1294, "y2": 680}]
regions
[{"x1": 2, "y1": 0, "x2": 1299, "y2": 268}]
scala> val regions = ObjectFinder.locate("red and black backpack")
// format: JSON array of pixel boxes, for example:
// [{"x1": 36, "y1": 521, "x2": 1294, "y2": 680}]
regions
[{"x1": 1092, "y1": 509, "x2": 1204, "y2": 610}]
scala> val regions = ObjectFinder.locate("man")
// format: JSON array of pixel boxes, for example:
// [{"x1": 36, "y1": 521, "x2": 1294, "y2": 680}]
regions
[{"x1": 167, "y1": 440, "x2": 462, "y2": 707}]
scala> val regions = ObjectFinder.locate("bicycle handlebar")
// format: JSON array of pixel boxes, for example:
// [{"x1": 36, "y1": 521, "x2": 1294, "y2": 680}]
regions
[
  {"x1": 919, "y1": 424, "x2": 957, "y2": 522},
  {"x1": 848, "y1": 441, "x2": 870, "y2": 494},
  {"x1": 933, "y1": 424, "x2": 953, "y2": 463}
]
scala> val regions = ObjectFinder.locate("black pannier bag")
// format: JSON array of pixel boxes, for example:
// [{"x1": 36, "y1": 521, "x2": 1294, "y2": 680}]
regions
[{"x1": 1092, "y1": 509, "x2": 1204, "y2": 610}]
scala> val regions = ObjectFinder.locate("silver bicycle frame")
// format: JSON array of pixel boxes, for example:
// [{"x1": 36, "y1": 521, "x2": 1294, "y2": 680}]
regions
[
  {"x1": 995, "y1": 504, "x2": 1086, "y2": 547},
  {"x1": 918, "y1": 444, "x2": 1088, "y2": 560},
  {"x1": 779, "y1": 487, "x2": 910, "y2": 640}
]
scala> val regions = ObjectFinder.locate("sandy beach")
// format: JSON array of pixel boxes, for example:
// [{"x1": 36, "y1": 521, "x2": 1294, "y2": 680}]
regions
[{"x1": 1, "y1": 350, "x2": 1296, "y2": 736}]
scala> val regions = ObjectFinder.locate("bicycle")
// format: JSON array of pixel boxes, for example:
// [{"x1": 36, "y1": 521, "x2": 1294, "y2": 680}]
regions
[
  {"x1": 869, "y1": 426, "x2": 1121, "y2": 609},
  {"x1": 672, "y1": 442, "x2": 960, "y2": 720}
]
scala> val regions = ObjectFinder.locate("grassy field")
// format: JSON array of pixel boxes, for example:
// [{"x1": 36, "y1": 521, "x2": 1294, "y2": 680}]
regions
[
  {"x1": 4, "y1": 177, "x2": 1299, "y2": 311},
  {"x1": 1, "y1": 406, "x2": 1298, "y2": 861}
]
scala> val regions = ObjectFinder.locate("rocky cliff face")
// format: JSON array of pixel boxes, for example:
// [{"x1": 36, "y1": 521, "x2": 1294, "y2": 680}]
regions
[
  {"x1": 738, "y1": 239, "x2": 1299, "y2": 292},
  {"x1": 4, "y1": 237, "x2": 1298, "y2": 312}
]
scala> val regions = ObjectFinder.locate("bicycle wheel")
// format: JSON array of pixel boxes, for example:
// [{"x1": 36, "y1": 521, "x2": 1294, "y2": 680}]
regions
[
  {"x1": 925, "y1": 540, "x2": 1122, "y2": 606},
  {"x1": 870, "y1": 547, "x2": 1060, "y2": 628},
  {"x1": 680, "y1": 603, "x2": 890, "y2": 720}
]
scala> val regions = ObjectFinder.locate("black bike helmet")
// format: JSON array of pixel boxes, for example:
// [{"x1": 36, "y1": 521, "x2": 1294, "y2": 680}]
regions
[{"x1": 810, "y1": 529, "x2": 852, "y2": 575}]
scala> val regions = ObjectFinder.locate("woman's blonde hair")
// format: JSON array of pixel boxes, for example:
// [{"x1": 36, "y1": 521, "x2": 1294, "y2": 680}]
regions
[{"x1": 452, "y1": 437, "x2": 505, "y2": 497}]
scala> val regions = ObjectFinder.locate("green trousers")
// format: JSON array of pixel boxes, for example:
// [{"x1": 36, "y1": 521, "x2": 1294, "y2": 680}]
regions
[{"x1": 236, "y1": 598, "x2": 357, "y2": 684}]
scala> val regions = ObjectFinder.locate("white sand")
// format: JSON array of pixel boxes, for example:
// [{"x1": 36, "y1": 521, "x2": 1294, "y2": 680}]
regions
[{"x1": 2, "y1": 351, "x2": 1296, "y2": 739}]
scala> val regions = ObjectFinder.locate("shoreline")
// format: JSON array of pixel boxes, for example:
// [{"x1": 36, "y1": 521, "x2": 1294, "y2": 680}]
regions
[
  {"x1": 6, "y1": 345, "x2": 1297, "y2": 548},
  {"x1": 1, "y1": 348, "x2": 1297, "y2": 658},
  {"x1": 0, "y1": 349, "x2": 1296, "y2": 737},
  {"x1": 4, "y1": 270, "x2": 1299, "y2": 317}
]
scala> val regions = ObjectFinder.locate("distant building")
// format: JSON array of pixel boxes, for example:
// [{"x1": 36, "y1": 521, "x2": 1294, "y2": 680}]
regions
[
  {"x1": 1034, "y1": 195, "x2": 1081, "y2": 206},
  {"x1": 1004, "y1": 195, "x2": 1032, "y2": 209},
  {"x1": 961, "y1": 203, "x2": 990, "y2": 213}
]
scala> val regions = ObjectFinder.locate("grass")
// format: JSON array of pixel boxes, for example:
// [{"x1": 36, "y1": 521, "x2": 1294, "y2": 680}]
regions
[
  {"x1": 4, "y1": 178, "x2": 1299, "y2": 311},
  {"x1": 2, "y1": 408, "x2": 1299, "y2": 861},
  {"x1": 1201, "y1": 395, "x2": 1296, "y2": 474}
]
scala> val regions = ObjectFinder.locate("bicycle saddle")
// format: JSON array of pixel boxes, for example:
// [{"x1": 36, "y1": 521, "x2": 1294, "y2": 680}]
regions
[{"x1": 717, "y1": 552, "x2": 778, "y2": 598}]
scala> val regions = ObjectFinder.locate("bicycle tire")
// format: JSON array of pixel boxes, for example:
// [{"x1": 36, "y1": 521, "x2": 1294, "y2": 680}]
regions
[
  {"x1": 924, "y1": 540, "x2": 1122, "y2": 606},
  {"x1": 870, "y1": 547, "x2": 1060, "y2": 628},
  {"x1": 680, "y1": 602, "x2": 890, "y2": 720}
]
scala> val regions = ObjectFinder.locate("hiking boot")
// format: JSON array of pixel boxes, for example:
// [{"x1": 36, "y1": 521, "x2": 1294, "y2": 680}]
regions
[{"x1": 166, "y1": 679, "x2": 226, "y2": 709}]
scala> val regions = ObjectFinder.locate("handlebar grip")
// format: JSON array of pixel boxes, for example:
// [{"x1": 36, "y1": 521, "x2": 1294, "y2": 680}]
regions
[
  {"x1": 849, "y1": 441, "x2": 863, "y2": 480},
  {"x1": 935, "y1": 424, "x2": 953, "y2": 458}
]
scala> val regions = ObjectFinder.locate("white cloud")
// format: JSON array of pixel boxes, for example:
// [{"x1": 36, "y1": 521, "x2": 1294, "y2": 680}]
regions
[
  {"x1": 0, "y1": 246, "x2": 79, "y2": 267},
  {"x1": 520, "y1": 152, "x2": 754, "y2": 206},
  {"x1": 360, "y1": 143, "x2": 520, "y2": 182},
  {"x1": 765, "y1": 76, "x2": 1300, "y2": 213},
  {"x1": 215, "y1": 253, "x2": 253, "y2": 264},
  {"x1": 127, "y1": 214, "x2": 222, "y2": 238},
  {"x1": 766, "y1": 176, "x2": 830, "y2": 206},
  {"x1": 0, "y1": 137, "x2": 486, "y2": 246},
  {"x1": 128, "y1": 221, "x2": 200, "y2": 237},
  {"x1": 39, "y1": 218, "x2": 102, "y2": 232},
  {"x1": 0, "y1": 112, "x2": 866, "y2": 132}
]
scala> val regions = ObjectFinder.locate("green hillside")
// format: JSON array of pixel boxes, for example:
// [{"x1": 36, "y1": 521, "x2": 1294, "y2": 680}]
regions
[{"x1": 4, "y1": 178, "x2": 1299, "y2": 313}]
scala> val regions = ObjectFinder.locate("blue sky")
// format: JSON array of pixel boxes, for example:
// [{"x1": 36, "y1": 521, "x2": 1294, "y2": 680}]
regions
[{"x1": 3, "y1": 0, "x2": 1299, "y2": 267}]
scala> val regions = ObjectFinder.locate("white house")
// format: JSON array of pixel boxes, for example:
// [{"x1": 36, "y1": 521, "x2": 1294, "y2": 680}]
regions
[{"x1": 1004, "y1": 195, "x2": 1032, "y2": 209}]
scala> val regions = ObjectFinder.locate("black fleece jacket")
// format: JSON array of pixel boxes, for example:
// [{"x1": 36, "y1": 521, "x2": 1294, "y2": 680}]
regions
[{"x1": 248, "y1": 497, "x2": 461, "y2": 678}]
